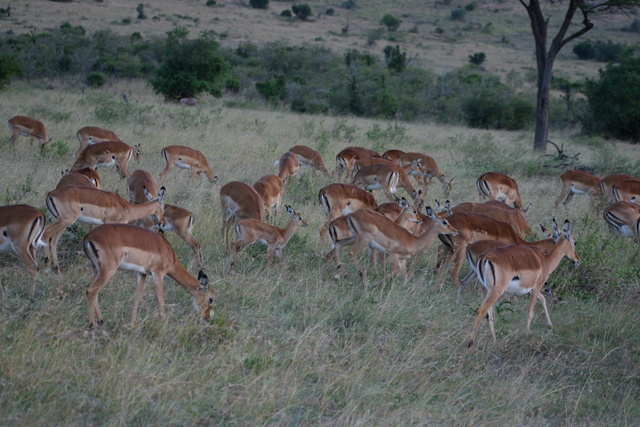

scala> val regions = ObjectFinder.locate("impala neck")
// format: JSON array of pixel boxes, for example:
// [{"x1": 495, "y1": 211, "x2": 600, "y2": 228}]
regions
[
  {"x1": 125, "y1": 199, "x2": 161, "y2": 222},
  {"x1": 167, "y1": 260, "x2": 201, "y2": 296},
  {"x1": 544, "y1": 238, "x2": 573, "y2": 272},
  {"x1": 281, "y1": 218, "x2": 301, "y2": 244}
]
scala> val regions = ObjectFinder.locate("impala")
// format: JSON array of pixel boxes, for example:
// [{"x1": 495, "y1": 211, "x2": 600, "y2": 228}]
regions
[
  {"x1": 159, "y1": 145, "x2": 218, "y2": 184},
  {"x1": 318, "y1": 183, "x2": 378, "y2": 240},
  {"x1": 331, "y1": 206, "x2": 458, "y2": 287},
  {"x1": 554, "y1": 169, "x2": 604, "y2": 210},
  {"x1": 352, "y1": 162, "x2": 424, "y2": 206},
  {"x1": 127, "y1": 169, "x2": 203, "y2": 265},
  {"x1": 437, "y1": 199, "x2": 533, "y2": 238},
  {"x1": 612, "y1": 179, "x2": 640, "y2": 204},
  {"x1": 603, "y1": 201, "x2": 640, "y2": 242},
  {"x1": 275, "y1": 151, "x2": 301, "y2": 184},
  {"x1": 44, "y1": 185, "x2": 166, "y2": 271},
  {"x1": 55, "y1": 170, "x2": 100, "y2": 190},
  {"x1": 436, "y1": 212, "x2": 554, "y2": 291},
  {"x1": 229, "y1": 205, "x2": 308, "y2": 273},
  {"x1": 335, "y1": 146, "x2": 380, "y2": 181},
  {"x1": 7, "y1": 115, "x2": 51, "y2": 152},
  {"x1": 253, "y1": 174, "x2": 285, "y2": 222},
  {"x1": 83, "y1": 224, "x2": 214, "y2": 329},
  {"x1": 398, "y1": 152, "x2": 454, "y2": 197},
  {"x1": 381, "y1": 149, "x2": 406, "y2": 164},
  {"x1": 288, "y1": 145, "x2": 330, "y2": 178},
  {"x1": 600, "y1": 173, "x2": 639, "y2": 203},
  {"x1": 76, "y1": 126, "x2": 121, "y2": 157},
  {"x1": 73, "y1": 140, "x2": 140, "y2": 179},
  {"x1": 467, "y1": 220, "x2": 580, "y2": 347},
  {"x1": 220, "y1": 181, "x2": 264, "y2": 251},
  {"x1": 477, "y1": 172, "x2": 524, "y2": 210},
  {"x1": 0, "y1": 204, "x2": 47, "y2": 298},
  {"x1": 67, "y1": 167, "x2": 102, "y2": 189}
]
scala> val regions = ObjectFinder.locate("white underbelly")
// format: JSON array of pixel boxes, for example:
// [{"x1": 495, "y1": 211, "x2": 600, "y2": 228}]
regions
[
  {"x1": 571, "y1": 184, "x2": 589, "y2": 196},
  {"x1": 97, "y1": 158, "x2": 117, "y2": 167},
  {"x1": 119, "y1": 260, "x2": 149, "y2": 274},
  {"x1": 176, "y1": 162, "x2": 192, "y2": 169},
  {"x1": 618, "y1": 224, "x2": 634, "y2": 238},
  {"x1": 369, "y1": 241, "x2": 390, "y2": 255},
  {"x1": 0, "y1": 240, "x2": 14, "y2": 253},
  {"x1": 505, "y1": 277, "x2": 532, "y2": 296},
  {"x1": 78, "y1": 216, "x2": 105, "y2": 225}
]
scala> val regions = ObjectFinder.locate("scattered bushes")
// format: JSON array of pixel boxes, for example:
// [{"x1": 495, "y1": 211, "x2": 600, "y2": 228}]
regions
[
  {"x1": 86, "y1": 71, "x2": 107, "y2": 88},
  {"x1": 572, "y1": 39, "x2": 635, "y2": 62}
]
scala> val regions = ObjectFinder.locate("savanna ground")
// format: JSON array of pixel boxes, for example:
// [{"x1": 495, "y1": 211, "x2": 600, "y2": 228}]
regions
[{"x1": 0, "y1": 80, "x2": 639, "y2": 425}]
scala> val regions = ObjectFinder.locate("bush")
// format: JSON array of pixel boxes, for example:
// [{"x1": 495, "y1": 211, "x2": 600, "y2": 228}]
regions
[
  {"x1": 206, "y1": 0, "x2": 216, "y2": 5},
  {"x1": 86, "y1": 71, "x2": 107, "y2": 88},
  {"x1": 468, "y1": 52, "x2": 486, "y2": 66},
  {"x1": 0, "y1": 55, "x2": 23, "y2": 89},
  {"x1": 583, "y1": 56, "x2": 640, "y2": 142},
  {"x1": 280, "y1": 9, "x2": 292, "y2": 17},
  {"x1": 451, "y1": 8, "x2": 466, "y2": 21},
  {"x1": 151, "y1": 27, "x2": 231, "y2": 100},
  {"x1": 383, "y1": 45, "x2": 406, "y2": 73},
  {"x1": 136, "y1": 3, "x2": 147, "y2": 19},
  {"x1": 381, "y1": 14, "x2": 402, "y2": 32},
  {"x1": 462, "y1": 85, "x2": 535, "y2": 130},
  {"x1": 249, "y1": 0, "x2": 269, "y2": 9},
  {"x1": 292, "y1": 4, "x2": 312, "y2": 20},
  {"x1": 573, "y1": 39, "x2": 635, "y2": 62}
]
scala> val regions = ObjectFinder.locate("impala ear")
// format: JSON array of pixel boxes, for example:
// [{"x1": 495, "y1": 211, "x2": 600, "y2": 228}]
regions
[
  {"x1": 563, "y1": 219, "x2": 572, "y2": 238},
  {"x1": 198, "y1": 270, "x2": 208, "y2": 290},
  {"x1": 157, "y1": 186, "x2": 167, "y2": 203},
  {"x1": 424, "y1": 206, "x2": 436, "y2": 219},
  {"x1": 285, "y1": 205, "x2": 294, "y2": 216},
  {"x1": 400, "y1": 197, "x2": 408, "y2": 209}
]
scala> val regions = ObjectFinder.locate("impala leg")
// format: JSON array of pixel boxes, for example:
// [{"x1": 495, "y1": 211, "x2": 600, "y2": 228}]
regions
[
  {"x1": 43, "y1": 219, "x2": 74, "y2": 272},
  {"x1": 457, "y1": 270, "x2": 476, "y2": 303},
  {"x1": 87, "y1": 266, "x2": 117, "y2": 328},
  {"x1": 526, "y1": 282, "x2": 552, "y2": 332},
  {"x1": 152, "y1": 273, "x2": 167, "y2": 321},
  {"x1": 16, "y1": 245, "x2": 39, "y2": 299},
  {"x1": 175, "y1": 228, "x2": 203, "y2": 266},
  {"x1": 487, "y1": 306, "x2": 497, "y2": 343},
  {"x1": 448, "y1": 243, "x2": 468, "y2": 290},
  {"x1": 131, "y1": 272, "x2": 148, "y2": 326},
  {"x1": 159, "y1": 162, "x2": 175, "y2": 180},
  {"x1": 468, "y1": 288, "x2": 502, "y2": 347}
]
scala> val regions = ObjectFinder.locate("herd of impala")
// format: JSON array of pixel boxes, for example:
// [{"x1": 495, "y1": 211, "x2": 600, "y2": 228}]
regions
[{"x1": 2, "y1": 114, "x2": 639, "y2": 347}]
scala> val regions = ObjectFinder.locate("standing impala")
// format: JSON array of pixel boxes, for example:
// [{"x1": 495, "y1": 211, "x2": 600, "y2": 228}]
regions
[
  {"x1": 600, "y1": 173, "x2": 639, "y2": 203},
  {"x1": 127, "y1": 169, "x2": 203, "y2": 265},
  {"x1": 220, "y1": 181, "x2": 264, "y2": 252},
  {"x1": 382, "y1": 149, "x2": 406, "y2": 164},
  {"x1": 55, "y1": 170, "x2": 101, "y2": 190},
  {"x1": 44, "y1": 185, "x2": 166, "y2": 271},
  {"x1": 335, "y1": 147, "x2": 380, "y2": 182},
  {"x1": 612, "y1": 179, "x2": 640, "y2": 204},
  {"x1": 288, "y1": 145, "x2": 330, "y2": 178},
  {"x1": 73, "y1": 140, "x2": 140, "y2": 179},
  {"x1": 253, "y1": 174, "x2": 285, "y2": 222},
  {"x1": 437, "y1": 199, "x2": 533, "y2": 238},
  {"x1": 0, "y1": 204, "x2": 47, "y2": 299},
  {"x1": 76, "y1": 126, "x2": 121, "y2": 157},
  {"x1": 477, "y1": 172, "x2": 525, "y2": 210},
  {"x1": 331, "y1": 206, "x2": 458, "y2": 287},
  {"x1": 229, "y1": 205, "x2": 308, "y2": 273},
  {"x1": 83, "y1": 224, "x2": 214, "y2": 329},
  {"x1": 318, "y1": 183, "x2": 378, "y2": 240},
  {"x1": 398, "y1": 152, "x2": 454, "y2": 197},
  {"x1": 275, "y1": 151, "x2": 301, "y2": 184},
  {"x1": 468, "y1": 220, "x2": 580, "y2": 347},
  {"x1": 352, "y1": 162, "x2": 424, "y2": 206},
  {"x1": 554, "y1": 169, "x2": 604, "y2": 210},
  {"x1": 603, "y1": 201, "x2": 640, "y2": 242},
  {"x1": 159, "y1": 145, "x2": 218, "y2": 184},
  {"x1": 7, "y1": 115, "x2": 51, "y2": 152}
]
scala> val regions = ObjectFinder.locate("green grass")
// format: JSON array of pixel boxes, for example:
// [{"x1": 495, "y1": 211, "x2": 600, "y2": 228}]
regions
[{"x1": 0, "y1": 81, "x2": 639, "y2": 425}]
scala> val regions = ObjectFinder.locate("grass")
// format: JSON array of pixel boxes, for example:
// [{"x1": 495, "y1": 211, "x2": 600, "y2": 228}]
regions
[{"x1": 1, "y1": 81, "x2": 640, "y2": 424}]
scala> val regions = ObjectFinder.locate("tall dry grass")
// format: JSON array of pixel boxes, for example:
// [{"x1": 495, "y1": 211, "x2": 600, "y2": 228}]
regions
[{"x1": 0, "y1": 81, "x2": 639, "y2": 425}]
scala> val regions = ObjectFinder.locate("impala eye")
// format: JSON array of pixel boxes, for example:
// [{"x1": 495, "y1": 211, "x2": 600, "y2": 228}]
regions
[{"x1": 208, "y1": 297, "x2": 214, "y2": 304}]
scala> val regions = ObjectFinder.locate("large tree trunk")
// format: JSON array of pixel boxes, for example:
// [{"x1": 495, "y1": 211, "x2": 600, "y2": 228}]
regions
[{"x1": 534, "y1": 54, "x2": 554, "y2": 152}]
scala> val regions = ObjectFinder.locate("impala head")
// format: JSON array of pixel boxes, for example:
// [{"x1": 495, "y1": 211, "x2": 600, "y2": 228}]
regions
[
  {"x1": 425, "y1": 206, "x2": 458, "y2": 236},
  {"x1": 412, "y1": 189, "x2": 424, "y2": 209},
  {"x1": 132, "y1": 144, "x2": 141, "y2": 162},
  {"x1": 286, "y1": 205, "x2": 308, "y2": 227},
  {"x1": 552, "y1": 218, "x2": 581, "y2": 267},
  {"x1": 434, "y1": 199, "x2": 452, "y2": 216},
  {"x1": 192, "y1": 270, "x2": 215, "y2": 321},
  {"x1": 148, "y1": 186, "x2": 167, "y2": 225},
  {"x1": 441, "y1": 176, "x2": 455, "y2": 196}
]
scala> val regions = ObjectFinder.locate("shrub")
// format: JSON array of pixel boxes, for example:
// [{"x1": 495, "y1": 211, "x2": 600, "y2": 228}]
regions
[
  {"x1": 151, "y1": 27, "x2": 231, "y2": 100},
  {"x1": 292, "y1": 4, "x2": 312, "y2": 20},
  {"x1": 468, "y1": 52, "x2": 486, "y2": 66},
  {"x1": 86, "y1": 71, "x2": 107, "y2": 88},
  {"x1": 206, "y1": 0, "x2": 216, "y2": 5},
  {"x1": 451, "y1": 8, "x2": 466, "y2": 21},
  {"x1": 573, "y1": 39, "x2": 635, "y2": 62},
  {"x1": 0, "y1": 55, "x2": 23, "y2": 89},
  {"x1": 326, "y1": 8, "x2": 335, "y2": 16},
  {"x1": 136, "y1": 3, "x2": 147, "y2": 19},
  {"x1": 381, "y1": 14, "x2": 402, "y2": 31},
  {"x1": 583, "y1": 56, "x2": 640, "y2": 142},
  {"x1": 280, "y1": 9, "x2": 292, "y2": 17},
  {"x1": 383, "y1": 45, "x2": 406, "y2": 73},
  {"x1": 462, "y1": 85, "x2": 535, "y2": 130},
  {"x1": 249, "y1": 0, "x2": 269, "y2": 9}
]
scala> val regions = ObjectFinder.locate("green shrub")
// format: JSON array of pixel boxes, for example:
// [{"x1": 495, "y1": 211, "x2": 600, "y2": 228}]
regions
[
  {"x1": 451, "y1": 8, "x2": 466, "y2": 21},
  {"x1": 583, "y1": 56, "x2": 640, "y2": 142},
  {"x1": 136, "y1": 3, "x2": 147, "y2": 19},
  {"x1": 381, "y1": 14, "x2": 402, "y2": 31},
  {"x1": 86, "y1": 71, "x2": 107, "y2": 88},
  {"x1": 462, "y1": 85, "x2": 534, "y2": 130},
  {"x1": 0, "y1": 55, "x2": 23, "y2": 89},
  {"x1": 280, "y1": 9, "x2": 292, "y2": 17},
  {"x1": 326, "y1": 8, "x2": 335, "y2": 16},
  {"x1": 573, "y1": 39, "x2": 635, "y2": 62},
  {"x1": 206, "y1": 0, "x2": 216, "y2": 5},
  {"x1": 468, "y1": 52, "x2": 486, "y2": 66},
  {"x1": 249, "y1": 0, "x2": 269, "y2": 9},
  {"x1": 383, "y1": 45, "x2": 406, "y2": 73},
  {"x1": 292, "y1": 4, "x2": 312, "y2": 20},
  {"x1": 255, "y1": 76, "x2": 286, "y2": 101}
]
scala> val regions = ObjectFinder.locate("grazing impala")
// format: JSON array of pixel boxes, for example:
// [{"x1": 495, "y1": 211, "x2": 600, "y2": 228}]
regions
[
  {"x1": 331, "y1": 206, "x2": 458, "y2": 287},
  {"x1": 352, "y1": 162, "x2": 424, "y2": 206},
  {"x1": 318, "y1": 183, "x2": 378, "y2": 240},
  {"x1": 275, "y1": 151, "x2": 301, "y2": 184},
  {"x1": 83, "y1": 224, "x2": 214, "y2": 329},
  {"x1": 229, "y1": 205, "x2": 308, "y2": 273},
  {"x1": 0, "y1": 204, "x2": 47, "y2": 298},
  {"x1": 554, "y1": 169, "x2": 604, "y2": 210},
  {"x1": 67, "y1": 167, "x2": 102, "y2": 189},
  {"x1": 55, "y1": 170, "x2": 101, "y2": 190},
  {"x1": 468, "y1": 220, "x2": 580, "y2": 347},
  {"x1": 398, "y1": 152, "x2": 454, "y2": 197},
  {"x1": 288, "y1": 145, "x2": 330, "y2": 178},
  {"x1": 600, "y1": 174, "x2": 639, "y2": 203},
  {"x1": 7, "y1": 115, "x2": 51, "y2": 152},
  {"x1": 159, "y1": 145, "x2": 218, "y2": 184},
  {"x1": 603, "y1": 201, "x2": 640, "y2": 242},
  {"x1": 612, "y1": 179, "x2": 640, "y2": 204},
  {"x1": 76, "y1": 126, "x2": 121, "y2": 157},
  {"x1": 335, "y1": 147, "x2": 380, "y2": 182},
  {"x1": 382, "y1": 149, "x2": 406, "y2": 164},
  {"x1": 437, "y1": 199, "x2": 533, "y2": 238},
  {"x1": 44, "y1": 186, "x2": 166, "y2": 271},
  {"x1": 477, "y1": 172, "x2": 525, "y2": 210},
  {"x1": 253, "y1": 174, "x2": 285, "y2": 222},
  {"x1": 127, "y1": 170, "x2": 203, "y2": 265},
  {"x1": 220, "y1": 181, "x2": 264, "y2": 252},
  {"x1": 73, "y1": 140, "x2": 140, "y2": 179}
]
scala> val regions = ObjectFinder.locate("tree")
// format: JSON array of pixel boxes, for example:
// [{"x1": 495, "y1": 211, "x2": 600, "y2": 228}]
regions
[
  {"x1": 520, "y1": 0, "x2": 640, "y2": 152},
  {"x1": 381, "y1": 14, "x2": 402, "y2": 31},
  {"x1": 249, "y1": 0, "x2": 269, "y2": 9},
  {"x1": 151, "y1": 28, "x2": 231, "y2": 101},
  {"x1": 583, "y1": 56, "x2": 640, "y2": 142},
  {"x1": 292, "y1": 4, "x2": 312, "y2": 20}
]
